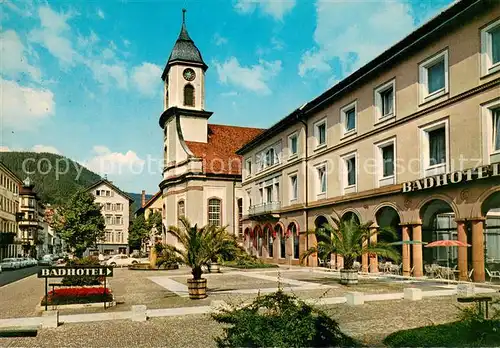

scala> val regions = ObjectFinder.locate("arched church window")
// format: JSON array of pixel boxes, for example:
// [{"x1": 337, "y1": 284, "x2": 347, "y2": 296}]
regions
[
  {"x1": 184, "y1": 84, "x2": 195, "y2": 107},
  {"x1": 177, "y1": 200, "x2": 185, "y2": 222},
  {"x1": 208, "y1": 198, "x2": 222, "y2": 226},
  {"x1": 165, "y1": 87, "x2": 169, "y2": 108}
]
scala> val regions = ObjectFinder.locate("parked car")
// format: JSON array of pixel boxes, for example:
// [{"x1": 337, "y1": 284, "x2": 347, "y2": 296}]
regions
[
  {"x1": 0, "y1": 264, "x2": 2, "y2": 273},
  {"x1": 105, "y1": 254, "x2": 139, "y2": 267},
  {"x1": 27, "y1": 257, "x2": 37, "y2": 266},
  {"x1": 1, "y1": 258, "x2": 21, "y2": 270},
  {"x1": 38, "y1": 254, "x2": 54, "y2": 266},
  {"x1": 17, "y1": 258, "x2": 29, "y2": 268}
]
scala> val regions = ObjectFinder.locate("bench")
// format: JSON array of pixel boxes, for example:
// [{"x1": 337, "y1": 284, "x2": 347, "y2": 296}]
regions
[
  {"x1": 457, "y1": 296, "x2": 493, "y2": 318},
  {"x1": 0, "y1": 325, "x2": 39, "y2": 338}
]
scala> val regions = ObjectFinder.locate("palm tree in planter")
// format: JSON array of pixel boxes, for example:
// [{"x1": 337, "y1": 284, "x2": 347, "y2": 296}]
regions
[
  {"x1": 167, "y1": 217, "x2": 243, "y2": 299},
  {"x1": 300, "y1": 216, "x2": 400, "y2": 285}
]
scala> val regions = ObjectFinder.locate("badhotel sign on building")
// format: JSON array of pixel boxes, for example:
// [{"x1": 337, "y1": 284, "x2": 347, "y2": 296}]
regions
[{"x1": 402, "y1": 162, "x2": 500, "y2": 193}]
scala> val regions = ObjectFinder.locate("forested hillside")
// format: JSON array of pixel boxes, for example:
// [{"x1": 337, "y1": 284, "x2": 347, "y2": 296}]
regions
[{"x1": 0, "y1": 152, "x2": 102, "y2": 205}]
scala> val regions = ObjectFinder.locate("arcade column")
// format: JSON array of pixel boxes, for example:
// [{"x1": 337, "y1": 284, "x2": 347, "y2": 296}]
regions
[
  {"x1": 455, "y1": 219, "x2": 468, "y2": 281},
  {"x1": 412, "y1": 223, "x2": 423, "y2": 277},
  {"x1": 369, "y1": 226, "x2": 379, "y2": 273},
  {"x1": 401, "y1": 224, "x2": 411, "y2": 276},
  {"x1": 471, "y1": 218, "x2": 486, "y2": 282}
]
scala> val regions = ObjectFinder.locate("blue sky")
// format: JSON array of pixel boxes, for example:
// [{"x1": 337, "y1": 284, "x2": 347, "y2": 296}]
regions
[{"x1": 0, "y1": 0, "x2": 453, "y2": 194}]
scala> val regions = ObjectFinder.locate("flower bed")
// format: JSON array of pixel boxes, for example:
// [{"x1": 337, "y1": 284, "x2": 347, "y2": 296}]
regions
[{"x1": 41, "y1": 287, "x2": 113, "y2": 306}]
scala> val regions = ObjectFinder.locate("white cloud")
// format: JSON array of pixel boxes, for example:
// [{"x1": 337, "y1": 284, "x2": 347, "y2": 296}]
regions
[
  {"x1": 0, "y1": 30, "x2": 41, "y2": 81},
  {"x1": 84, "y1": 146, "x2": 145, "y2": 177},
  {"x1": 234, "y1": 0, "x2": 296, "y2": 21},
  {"x1": 131, "y1": 62, "x2": 162, "y2": 97},
  {"x1": 123, "y1": 39, "x2": 131, "y2": 47},
  {"x1": 298, "y1": 1, "x2": 415, "y2": 80},
  {"x1": 214, "y1": 57, "x2": 281, "y2": 95},
  {"x1": 32, "y1": 145, "x2": 61, "y2": 154},
  {"x1": 97, "y1": 8, "x2": 105, "y2": 19},
  {"x1": 77, "y1": 30, "x2": 99, "y2": 49},
  {"x1": 102, "y1": 48, "x2": 115, "y2": 60},
  {"x1": 4, "y1": 0, "x2": 35, "y2": 18},
  {"x1": 213, "y1": 33, "x2": 228, "y2": 46},
  {"x1": 87, "y1": 61, "x2": 128, "y2": 90},
  {"x1": 29, "y1": 6, "x2": 81, "y2": 67},
  {"x1": 0, "y1": 78, "x2": 55, "y2": 130}
]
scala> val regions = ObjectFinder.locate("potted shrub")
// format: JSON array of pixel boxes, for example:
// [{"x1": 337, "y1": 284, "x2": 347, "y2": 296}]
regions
[
  {"x1": 301, "y1": 217, "x2": 400, "y2": 285},
  {"x1": 167, "y1": 217, "x2": 242, "y2": 299}
]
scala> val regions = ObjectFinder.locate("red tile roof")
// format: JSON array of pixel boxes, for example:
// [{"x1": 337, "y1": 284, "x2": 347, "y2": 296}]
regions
[{"x1": 185, "y1": 124, "x2": 264, "y2": 175}]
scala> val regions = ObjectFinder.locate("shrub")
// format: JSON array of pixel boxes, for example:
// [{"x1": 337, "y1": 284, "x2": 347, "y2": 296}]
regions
[
  {"x1": 41, "y1": 287, "x2": 112, "y2": 305},
  {"x1": 212, "y1": 290, "x2": 357, "y2": 348},
  {"x1": 61, "y1": 257, "x2": 102, "y2": 286}
]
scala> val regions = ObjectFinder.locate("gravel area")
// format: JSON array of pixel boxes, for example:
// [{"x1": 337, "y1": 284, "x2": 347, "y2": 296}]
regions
[
  {"x1": 0, "y1": 315, "x2": 223, "y2": 348},
  {"x1": 0, "y1": 274, "x2": 44, "y2": 319}
]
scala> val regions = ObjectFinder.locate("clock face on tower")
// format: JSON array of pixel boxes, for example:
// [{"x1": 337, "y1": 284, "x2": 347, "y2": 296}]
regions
[{"x1": 183, "y1": 68, "x2": 196, "y2": 81}]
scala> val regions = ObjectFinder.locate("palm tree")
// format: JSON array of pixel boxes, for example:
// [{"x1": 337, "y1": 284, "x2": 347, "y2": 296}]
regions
[
  {"x1": 166, "y1": 217, "x2": 243, "y2": 298},
  {"x1": 300, "y1": 216, "x2": 400, "y2": 284}
]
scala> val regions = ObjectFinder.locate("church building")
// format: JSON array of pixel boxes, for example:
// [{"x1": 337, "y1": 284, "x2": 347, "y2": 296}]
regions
[{"x1": 158, "y1": 10, "x2": 263, "y2": 244}]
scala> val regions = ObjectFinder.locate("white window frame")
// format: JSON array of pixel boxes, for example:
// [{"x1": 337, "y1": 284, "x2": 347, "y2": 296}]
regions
[
  {"x1": 419, "y1": 50, "x2": 449, "y2": 104},
  {"x1": 314, "y1": 118, "x2": 327, "y2": 149},
  {"x1": 288, "y1": 132, "x2": 298, "y2": 159},
  {"x1": 341, "y1": 152, "x2": 358, "y2": 194},
  {"x1": 375, "y1": 137, "x2": 396, "y2": 187},
  {"x1": 374, "y1": 79, "x2": 396, "y2": 122},
  {"x1": 480, "y1": 18, "x2": 500, "y2": 77},
  {"x1": 340, "y1": 101, "x2": 357, "y2": 137},
  {"x1": 481, "y1": 99, "x2": 500, "y2": 164},
  {"x1": 315, "y1": 163, "x2": 327, "y2": 197},
  {"x1": 289, "y1": 173, "x2": 298, "y2": 202},
  {"x1": 245, "y1": 158, "x2": 252, "y2": 179},
  {"x1": 419, "y1": 118, "x2": 449, "y2": 177}
]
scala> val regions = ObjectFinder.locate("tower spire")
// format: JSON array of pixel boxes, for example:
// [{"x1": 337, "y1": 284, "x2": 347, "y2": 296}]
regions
[{"x1": 182, "y1": 8, "x2": 186, "y2": 24}]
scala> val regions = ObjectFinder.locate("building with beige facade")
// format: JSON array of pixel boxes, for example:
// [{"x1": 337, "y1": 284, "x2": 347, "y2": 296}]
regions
[
  {"x1": 158, "y1": 11, "x2": 262, "y2": 246},
  {"x1": 135, "y1": 190, "x2": 164, "y2": 252},
  {"x1": 237, "y1": 0, "x2": 500, "y2": 282},
  {"x1": 0, "y1": 162, "x2": 22, "y2": 260},
  {"x1": 87, "y1": 179, "x2": 133, "y2": 255}
]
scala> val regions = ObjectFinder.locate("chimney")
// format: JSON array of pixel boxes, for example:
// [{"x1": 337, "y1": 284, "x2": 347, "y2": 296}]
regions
[{"x1": 141, "y1": 190, "x2": 146, "y2": 208}]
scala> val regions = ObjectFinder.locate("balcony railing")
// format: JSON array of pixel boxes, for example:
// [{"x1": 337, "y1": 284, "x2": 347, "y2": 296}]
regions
[{"x1": 248, "y1": 201, "x2": 281, "y2": 217}]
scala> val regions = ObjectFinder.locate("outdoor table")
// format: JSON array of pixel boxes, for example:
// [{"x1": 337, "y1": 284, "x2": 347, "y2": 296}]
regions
[{"x1": 457, "y1": 296, "x2": 493, "y2": 318}]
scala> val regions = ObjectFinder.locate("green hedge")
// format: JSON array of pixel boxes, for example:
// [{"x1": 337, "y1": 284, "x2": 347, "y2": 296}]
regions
[
  {"x1": 61, "y1": 257, "x2": 102, "y2": 286},
  {"x1": 384, "y1": 320, "x2": 500, "y2": 347},
  {"x1": 223, "y1": 260, "x2": 279, "y2": 269}
]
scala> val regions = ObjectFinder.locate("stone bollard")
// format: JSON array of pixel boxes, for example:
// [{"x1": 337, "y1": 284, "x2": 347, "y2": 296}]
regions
[
  {"x1": 345, "y1": 292, "x2": 364, "y2": 305},
  {"x1": 404, "y1": 288, "x2": 422, "y2": 301},
  {"x1": 457, "y1": 283, "x2": 475, "y2": 297},
  {"x1": 41, "y1": 310, "x2": 59, "y2": 328},
  {"x1": 131, "y1": 305, "x2": 147, "y2": 322}
]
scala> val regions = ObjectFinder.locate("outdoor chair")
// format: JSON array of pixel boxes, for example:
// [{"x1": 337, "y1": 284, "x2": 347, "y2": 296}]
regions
[{"x1": 486, "y1": 268, "x2": 500, "y2": 282}]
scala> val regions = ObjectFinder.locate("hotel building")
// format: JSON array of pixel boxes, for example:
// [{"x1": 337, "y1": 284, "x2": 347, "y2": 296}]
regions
[{"x1": 237, "y1": 0, "x2": 500, "y2": 282}]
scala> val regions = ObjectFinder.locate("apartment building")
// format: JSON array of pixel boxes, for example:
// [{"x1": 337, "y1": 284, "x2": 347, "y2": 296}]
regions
[
  {"x1": 237, "y1": 0, "x2": 500, "y2": 282},
  {"x1": 18, "y1": 177, "x2": 45, "y2": 258},
  {"x1": 87, "y1": 179, "x2": 133, "y2": 255},
  {"x1": 0, "y1": 162, "x2": 22, "y2": 260}
]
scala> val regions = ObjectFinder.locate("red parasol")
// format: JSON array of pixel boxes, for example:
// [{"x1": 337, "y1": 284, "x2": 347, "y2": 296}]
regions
[{"x1": 425, "y1": 240, "x2": 470, "y2": 248}]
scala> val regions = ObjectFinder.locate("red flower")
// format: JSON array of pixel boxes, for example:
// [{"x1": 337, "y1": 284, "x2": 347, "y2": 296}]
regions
[{"x1": 47, "y1": 287, "x2": 111, "y2": 300}]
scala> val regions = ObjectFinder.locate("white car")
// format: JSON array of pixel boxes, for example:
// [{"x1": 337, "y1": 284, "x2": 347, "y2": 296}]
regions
[
  {"x1": 1, "y1": 258, "x2": 20, "y2": 269},
  {"x1": 26, "y1": 257, "x2": 37, "y2": 266},
  {"x1": 17, "y1": 258, "x2": 28, "y2": 268},
  {"x1": 105, "y1": 255, "x2": 139, "y2": 267}
]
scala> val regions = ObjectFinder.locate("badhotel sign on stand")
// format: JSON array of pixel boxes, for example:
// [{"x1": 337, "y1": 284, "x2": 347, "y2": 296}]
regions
[
  {"x1": 40, "y1": 267, "x2": 113, "y2": 277},
  {"x1": 402, "y1": 162, "x2": 500, "y2": 193}
]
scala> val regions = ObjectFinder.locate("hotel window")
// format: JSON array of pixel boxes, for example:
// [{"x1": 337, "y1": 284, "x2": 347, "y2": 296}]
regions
[
  {"x1": 106, "y1": 203, "x2": 112, "y2": 211},
  {"x1": 493, "y1": 108, "x2": 500, "y2": 153},
  {"x1": 341, "y1": 101, "x2": 357, "y2": 136},
  {"x1": 342, "y1": 152, "x2": 357, "y2": 193},
  {"x1": 288, "y1": 133, "x2": 298, "y2": 157},
  {"x1": 481, "y1": 18, "x2": 500, "y2": 77},
  {"x1": 116, "y1": 230, "x2": 122, "y2": 243},
  {"x1": 289, "y1": 174, "x2": 298, "y2": 201},
  {"x1": 419, "y1": 50, "x2": 448, "y2": 103},
  {"x1": 208, "y1": 198, "x2": 221, "y2": 226},
  {"x1": 105, "y1": 230, "x2": 112, "y2": 242},
  {"x1": 265, "y1": 185, "x2": 273, "y2": 203},
  {"x1": 375, "y1": 80, "x2": 395, "y2": 121},
  {"x1": 421, "y1": 119, "x2": 449, "y2": 176},
  {"x1": 115, "y1": 215, "x2": 123, "y2": 225},
  {"x1": 317, "y1": 165, "x2": 327, "y2": 195},
  {"x1": 265, "y1": 148, "x2": 276, "y2": 167},
  {"x1": 245, "y1": 159, "x2": 252, "y2": 178},
  {"x1": 376, "y1": 138, "x2": 396, "y2": 186},
  {"x1": 314, "y1": 119, "x2": 326, "y2": 147},
  {"x1": 105, "y1": 215, "x2": 112, "y2": 225},
  {"x1": 177, "y1": 200, "x2": 185, "y2": 220}
]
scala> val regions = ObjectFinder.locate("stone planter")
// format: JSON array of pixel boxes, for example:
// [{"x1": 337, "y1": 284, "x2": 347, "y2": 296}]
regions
[
  {"x1": 211, "y1": 263, "x2": 221, "y2": 273},
  {"x1": 340, "y1": 269, "x2": 359, "y2": 285},
  {"x1": 187, "y1": 278, "x2": 207, "y2": 299}
]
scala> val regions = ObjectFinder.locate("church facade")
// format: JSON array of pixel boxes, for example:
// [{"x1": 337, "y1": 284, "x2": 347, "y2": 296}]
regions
[{"x1": 158, "y1": 11, "x2": 263, "y2": 245}]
